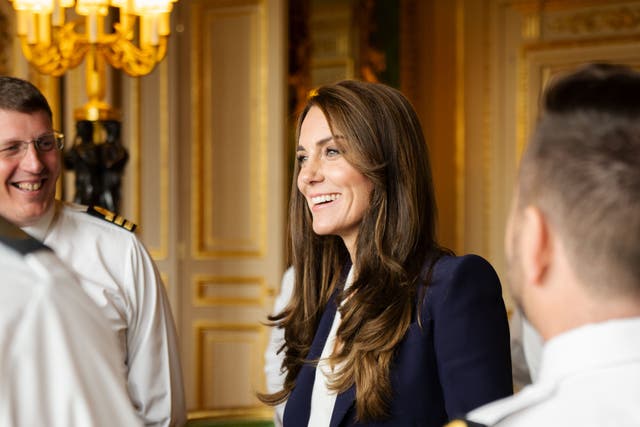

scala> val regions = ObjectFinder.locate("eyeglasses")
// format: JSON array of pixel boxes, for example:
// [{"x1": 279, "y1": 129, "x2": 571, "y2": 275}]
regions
[{"x1": 0, "y1": 131, "x2": 65, "y2": 159}]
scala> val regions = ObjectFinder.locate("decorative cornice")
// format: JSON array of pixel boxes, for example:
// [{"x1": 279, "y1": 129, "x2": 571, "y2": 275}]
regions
[{"x1": 547, "y1": 6, "x2": 640, "y2": 35}]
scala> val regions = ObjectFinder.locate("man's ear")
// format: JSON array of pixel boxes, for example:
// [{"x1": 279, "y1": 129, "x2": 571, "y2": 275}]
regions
[{"x1": 520, "y1": 206, "x2": 552, "y2": 286}]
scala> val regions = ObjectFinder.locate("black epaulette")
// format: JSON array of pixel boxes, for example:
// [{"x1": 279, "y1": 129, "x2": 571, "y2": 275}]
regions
[
  {"x1": 86, "y1": 205, "x2": 137, "y2": 232},
  {"x1": 445, "y1": 419, "x2": 489, "y2": 427},
  {"x1": 0, "y1": 217, "x2": 52, "y2": 255}
]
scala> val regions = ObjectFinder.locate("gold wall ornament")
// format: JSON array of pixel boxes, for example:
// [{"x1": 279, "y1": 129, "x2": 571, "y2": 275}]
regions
[
  {"x1": 547, "y1": 6, "x2": 640, "y2": 36},
  {"x1": 8, "y1": 0, "x2": 177, "y2": 120}
]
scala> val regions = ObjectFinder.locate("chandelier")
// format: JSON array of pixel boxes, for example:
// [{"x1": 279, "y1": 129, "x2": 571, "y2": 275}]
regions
[{"x1": 9, "y1": 0, "x2": 177, "y2": 120}]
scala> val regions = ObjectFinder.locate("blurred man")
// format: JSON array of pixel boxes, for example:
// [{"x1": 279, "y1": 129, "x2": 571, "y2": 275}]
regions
[
  {"x1": 455, "y1": 63, "x2": 640, "y2": 426},
  {"x1": 264, "y1": 267, "x2": 294, "y2": 427},
  {"x1": 0, "y1": 216, "x2": 142, "y2": 426},
  {"x1": 0, "y1": 76, "x2": 185, "y2": 426}
]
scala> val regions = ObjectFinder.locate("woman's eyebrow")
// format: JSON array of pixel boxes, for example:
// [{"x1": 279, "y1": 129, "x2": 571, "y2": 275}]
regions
[{"x1": 297, "y1": 135, "x2": 335, "y2": 151}]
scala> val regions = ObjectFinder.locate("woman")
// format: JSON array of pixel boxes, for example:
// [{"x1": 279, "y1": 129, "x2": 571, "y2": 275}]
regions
[{"x1": 260, "y1": 80, "x2": 512, "y2": 426}]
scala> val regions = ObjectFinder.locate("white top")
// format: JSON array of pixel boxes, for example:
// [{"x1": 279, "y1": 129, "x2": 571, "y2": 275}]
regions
[
  {"x1": 308, "y1": 266, "x2": 354, "y2": 427},
  {"x1": 264, "y1": 267, "x2": 295, "y2": 427},
  {"x1": 468, "y1": 317, "x2": 640, "y2": 427},
  {"x1": 0, "y1": 239, "x2": 142, "y2": 427},
  {"x1": 22, "y1": 202, "x2": 186, "y2": 427}
]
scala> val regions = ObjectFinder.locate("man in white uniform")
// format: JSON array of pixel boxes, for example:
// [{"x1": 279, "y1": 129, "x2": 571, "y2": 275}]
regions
[
  {"x1": 264, "y1": 267, "x2": 294, "y2": 427},
  {"x1": 0, "y1": 216, "x2": 142, "y2": 426},
  {"x1": 451, "y1": 63, "x2": 640, "y2": 426},
  {"x1": 0, "y1": 76, "x2": 186, "y2": 426}
]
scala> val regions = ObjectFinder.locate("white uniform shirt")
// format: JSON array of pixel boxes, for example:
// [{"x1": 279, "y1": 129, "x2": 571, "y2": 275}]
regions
[
  {"x1": 468, "y1": 317, "x2": 640, "y2": 427},
  {"x1": 0, "y1": 236, "x2": 142, "y2": 427},
  {"x1": 264, "y1": 267, "x2": 295, "y2": 427},
  {"x1": 22, "y1": 202, "x2": 186, "y2": 427}
]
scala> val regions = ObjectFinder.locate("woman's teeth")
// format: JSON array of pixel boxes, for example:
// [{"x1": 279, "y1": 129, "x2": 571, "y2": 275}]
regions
[{"x1": 311, "y1": 194, "x2": 339, "y2": 205}]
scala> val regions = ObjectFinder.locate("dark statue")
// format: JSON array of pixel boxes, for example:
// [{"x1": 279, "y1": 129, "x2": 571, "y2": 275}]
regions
[{"x1": 64, "y1": 120, "x2": 128, "y2": 212}]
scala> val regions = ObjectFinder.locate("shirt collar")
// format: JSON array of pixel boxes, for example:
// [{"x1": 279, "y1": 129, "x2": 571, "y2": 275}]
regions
[
  {"x1": 538, "y1": 316, "x2": 640, "y2": 384},
  {"x1": 20, "y1": 202, "x2": 56, "y2": 241}
]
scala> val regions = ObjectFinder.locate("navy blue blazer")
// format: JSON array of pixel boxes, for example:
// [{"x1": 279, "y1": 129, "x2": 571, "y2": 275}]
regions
[{"x1": 283, "y1": 254, "x2": 512, "y2": 427}]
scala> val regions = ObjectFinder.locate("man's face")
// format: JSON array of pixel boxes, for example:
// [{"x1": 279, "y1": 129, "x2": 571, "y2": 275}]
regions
[{"x1": 0, "y1": 109, "x2": 60, "y2": 227}]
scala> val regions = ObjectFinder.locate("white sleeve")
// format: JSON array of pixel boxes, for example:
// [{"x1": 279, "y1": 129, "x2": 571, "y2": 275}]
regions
[
  {"x1": 125, "y1": 237, "x2": 186, "y2": 427},
  {"x1": 2, "y1": 255, "x2": 142, "y2": 427},
  {"x1": 264, "y1": 267, "x2": 295, "y2": 427}
]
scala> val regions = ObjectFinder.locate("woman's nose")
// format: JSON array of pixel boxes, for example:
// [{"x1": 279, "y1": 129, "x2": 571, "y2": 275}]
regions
[{"x1": 299, "y1": 157, "x2": 323, "y2": 185}]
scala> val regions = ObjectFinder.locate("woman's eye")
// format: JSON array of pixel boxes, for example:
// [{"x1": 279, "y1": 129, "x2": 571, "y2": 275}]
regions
[
  {"x1": 296, "y1": 154, "x2": 308, "y2": 165},
  {"x1": 326, "y1": 148, "x2": 340, "y2": 157}
]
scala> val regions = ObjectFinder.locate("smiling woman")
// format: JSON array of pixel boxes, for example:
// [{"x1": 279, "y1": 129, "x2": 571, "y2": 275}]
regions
[{"x1": 259, "y1": 80, "x2": 513, "y2": 427}]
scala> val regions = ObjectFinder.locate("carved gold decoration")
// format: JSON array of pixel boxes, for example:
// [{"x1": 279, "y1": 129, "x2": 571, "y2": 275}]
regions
[{"x1": 547, "y1": 7, "x2": 640, "y2": 35}]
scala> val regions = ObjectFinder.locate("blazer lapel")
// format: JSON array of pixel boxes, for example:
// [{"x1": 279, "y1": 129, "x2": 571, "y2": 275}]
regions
[
  {"x1": 329, "y1": 385, "x2": 356, "y2": 427},
  {"x1": 284, "y1": 262, "x2": 353, "y2": 426},
  {"x1": 284, "y1": 293, "x2": 339, "y2": 426}
]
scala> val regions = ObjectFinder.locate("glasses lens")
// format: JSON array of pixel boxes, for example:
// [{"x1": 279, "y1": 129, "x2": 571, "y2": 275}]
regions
[
  {"x1": 36, "y1": 134, "x2": 57, "y2": 152},
  {"x1": 0, "y1": 142, "x2": 23, "y2": 158}
]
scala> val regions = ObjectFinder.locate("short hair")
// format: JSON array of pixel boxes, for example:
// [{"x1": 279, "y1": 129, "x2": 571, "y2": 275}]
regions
[
  {"x1": 519, "y1": 63, "x2": 640, "y2": 296},
  {"x1": 544, "y1": 63, "x2": 640, "y2": 116},
  {"x1": 0, "y1": 76, "x2": 52, "y2": 120}
]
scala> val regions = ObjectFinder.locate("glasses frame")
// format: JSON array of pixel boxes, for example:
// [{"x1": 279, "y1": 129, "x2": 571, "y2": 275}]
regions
[{"x1": 0, "y1": 131, "x2": 65, "y2": 159}]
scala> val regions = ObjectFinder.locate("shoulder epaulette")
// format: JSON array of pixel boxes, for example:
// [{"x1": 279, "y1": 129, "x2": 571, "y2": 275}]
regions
[
  {"x1": 0, "y1": 217, "x2": 51, "y2": 255},
  {"x1": 86, "y1": 205, "x2": 137, "y2": 232}
]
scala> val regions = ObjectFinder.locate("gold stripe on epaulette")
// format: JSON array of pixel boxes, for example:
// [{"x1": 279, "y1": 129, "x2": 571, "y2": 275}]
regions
[
  {"x1": 93, "y1": 205, "x2": 115, "y2": 222},
  {"x1": 87, "y1": 205, "x2": 137, "y2": 233}
]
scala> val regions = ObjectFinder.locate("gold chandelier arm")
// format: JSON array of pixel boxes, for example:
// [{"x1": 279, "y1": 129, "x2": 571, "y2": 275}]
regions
[
  {"x1": 20, "y1": 22, "x2": 89, "y2": 77},
  {"x1": 98, "y1": 26, "x2": 168, "y2": 77}
]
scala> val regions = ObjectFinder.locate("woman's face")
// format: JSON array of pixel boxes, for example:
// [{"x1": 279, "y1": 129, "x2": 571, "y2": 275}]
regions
[{"x1": 297, "y1": 106, "x2": 374, "y2": 257}]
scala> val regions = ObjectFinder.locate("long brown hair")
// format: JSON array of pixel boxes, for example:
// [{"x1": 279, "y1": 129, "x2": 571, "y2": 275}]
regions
[{"x1": 260, "y1": 80, "x2": 449, "y2": 421}]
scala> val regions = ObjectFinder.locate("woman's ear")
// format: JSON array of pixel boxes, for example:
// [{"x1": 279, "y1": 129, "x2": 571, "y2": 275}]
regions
[{"x1": 520, "y1": 206, "x2": 552, "y2": 287}]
